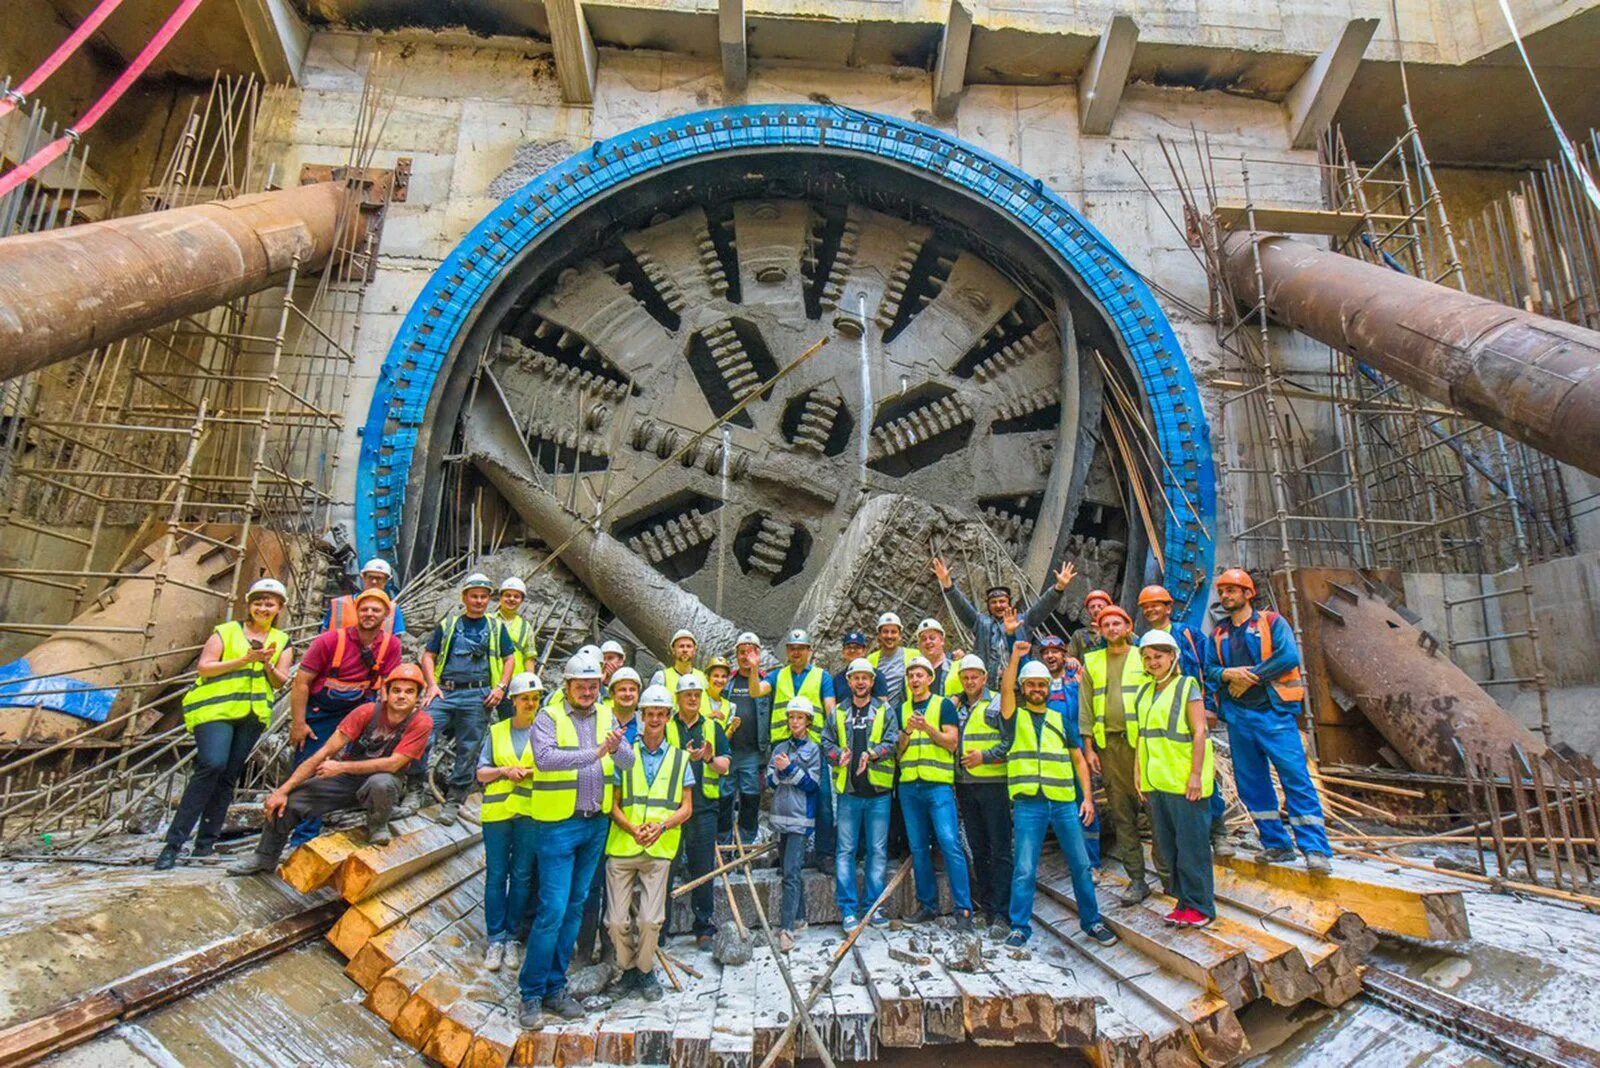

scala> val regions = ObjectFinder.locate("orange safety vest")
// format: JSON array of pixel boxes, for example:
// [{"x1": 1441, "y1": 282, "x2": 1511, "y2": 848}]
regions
[
  {"x1": 325, "y1": 628, "x2": 397, "y2": 692},
  {"x1": 1213, "y1": 609, "x2": 1304, "y2": 704},
  {"x1": 328, "y1": 594, "x2": 397, "y2": 633}
]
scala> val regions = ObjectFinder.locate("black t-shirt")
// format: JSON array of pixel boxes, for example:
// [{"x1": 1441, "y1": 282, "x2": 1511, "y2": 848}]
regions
[
  {"x1": 845, "y1": 701, "x2": 887, "y2": 798},
  {"x1": 724, "y1": 673, "x2": 766, "y2": 754}
]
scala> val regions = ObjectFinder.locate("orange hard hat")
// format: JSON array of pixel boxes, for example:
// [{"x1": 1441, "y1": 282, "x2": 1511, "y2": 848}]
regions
[
  {"x1": 354, "y1": 587, "x2": 392, "y2": 607},
  {"x1": 1137, "y1": 585, "x2": 1173, "y2": 607},
  {"x1": 384, "y1": 663, "x2": 428, "y2": 690},
  {"x1": 1215, "y1": 568, "x2": 1256, "y2": 597},
  {"x1": 1085, "y1": 588, "x2": 1113, "y2": 607},
  {"x1": 1096, "y1": 605, "x2": 1133, "y2": 628}
]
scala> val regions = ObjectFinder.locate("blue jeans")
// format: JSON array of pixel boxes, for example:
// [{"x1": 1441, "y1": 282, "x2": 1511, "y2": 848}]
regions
[
  {"x1": 1227, "y1": 706, "x2": 1331, "y2": 856},
  {"x1": 483, "y1": 816, "x2": 538, "y2": 944},
  {"x1": 429, "y1": 687, "x2": 490, "y2": 799},
  {"x1": 833, "y1": 791, "x2": 890, "y2": 919},
  {"x1": 780, "y1": 831, "x2": 809, "y2": 929},
  {"x1": 289, "y1": 703, "x2": 352, "y2": 846},
  {"x1": 731, "y1": 750, "x2": 763, "y2": 838},
  {"x1": 519, "y1": 815, "x2": 609, "y2": 1000},
  {"x1": 898, "y1": 780, "x2": 972, "y2": 913},
  {"x1": 1010, "y1": 795, "x2": 1100, "y2": 937}
]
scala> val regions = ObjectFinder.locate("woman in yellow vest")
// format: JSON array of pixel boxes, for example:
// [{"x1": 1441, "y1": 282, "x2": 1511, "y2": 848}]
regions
[
  {"x1": 1132, "y1": 630, "x2": 1215, "y2": 927},
  {"x1": 158, "y1": 578, "x2": 294, "y2": 871},
  {"x1": 477, "y1": 672, "x2": 544, "y2": 971},
  {"x1": 606, "y1": 685, "x2": 693, "y2": 1001}
]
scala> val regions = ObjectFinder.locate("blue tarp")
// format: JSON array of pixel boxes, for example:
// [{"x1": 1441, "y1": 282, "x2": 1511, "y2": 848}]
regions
[{"x1": 0, "y1": 657, "x2": 118, "y2": 723}]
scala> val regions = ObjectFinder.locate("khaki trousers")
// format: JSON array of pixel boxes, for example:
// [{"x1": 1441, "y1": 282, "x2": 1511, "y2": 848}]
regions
[
  {"x1": 1099, "y1": 732, "x2": 1146, "y2": 880},
  {"x1": 605, "y1": 853, "x2": 672, "y2": 972}
]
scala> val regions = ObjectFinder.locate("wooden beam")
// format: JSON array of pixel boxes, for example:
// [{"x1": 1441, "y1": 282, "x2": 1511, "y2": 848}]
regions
[
  {"x1": 720, "y1": 0, "x2": 747, "y2": 93},
  {"x1": 1214, "y1": 202, "x2": 1407, "y2": 237},
  {"x1": 335, "y1": 820, "x2": 482, "y2": 904},
  {"x1": 234, "y1": 0, "x2": 310, "y2": 84},
  {"x1": 932, "y1": 0, "x2": 973, "y2": 119},
  {"x1": 1078, "y1": 15, "x2": 1138, "y2": 135},
  {"x1": 1284, "y1": 18, "x2": 1379, "y2": 149},
  {"x1": 327, "y1": 845, "x2": 485, "y2": 959},
  {"x1": 546, "y1": 0, "x2": 599, "y2": 105},
  {"x1": 1218, "y1": 851, "x2": 1470, "y2": 942},
  {"x1": 0, "y1": 899, "x2": 341, "y2": 1068}
]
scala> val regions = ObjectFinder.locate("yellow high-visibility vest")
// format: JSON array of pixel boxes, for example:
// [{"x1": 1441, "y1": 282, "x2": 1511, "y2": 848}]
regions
[
  {"x1": 1134, "y1": 676, "x2": 1213, "y2": 797},
  {"x1": 606, "y1": 742, "x2": 689, "y2": 859},
  {"x1": 1082, "y1": 646, "x2": 1150, "y2": 748},
  {"x1": 528, "y1": 703, "x2": 616, "y2": 821},
  {"x1": 182, "y1": 621, "x2": 289, "y2": 731},
  {"x1": 481, "y1": 718, "x2": 537, "y2": 822},
  {"x1": 1008, "y1": 707, "x2": 1077, "y2": 803}
]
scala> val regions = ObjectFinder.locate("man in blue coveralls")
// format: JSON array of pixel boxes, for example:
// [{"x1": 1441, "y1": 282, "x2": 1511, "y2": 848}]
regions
[{"x1": 1203, "y1": 568, "x2": 1331, "y2": 874}]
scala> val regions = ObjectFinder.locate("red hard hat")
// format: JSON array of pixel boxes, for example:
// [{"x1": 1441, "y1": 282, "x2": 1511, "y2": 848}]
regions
[
  {"x1": 1097, "y1": 605, "x2": 1133, "y2": 628},
  {"x1": 1137, "y1": 585, "x2": 1173, "y2": 607},
  {"x1": 384, "y1": 663, "x2": 428, "y2": 690},
  {"x1": 1215, "y1": 568, "x2": 1256, "y2": 597},
  {"x1": 1085, "y1": 588, "x2": 1113, "y2": 607}
]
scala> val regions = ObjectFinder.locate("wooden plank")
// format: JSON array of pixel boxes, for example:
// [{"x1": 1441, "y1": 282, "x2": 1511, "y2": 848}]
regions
[
  {"x1": 1029, "y1": 920, "x2": 1186, "y2": 1068},
  {"x1": 1031, "y1": 893, "x2": 1242, "y2": 1068},
  {"x1": 986, "y1": 941, "x2": 1100, "y2": 1048},
  {"x1": 849, "y1": 929, "x2": 922, "y2": 1048},
  {"x1": 515, "y1": 1015, "x2": 598, "y2": 1067},
  {"x1": 1079, "y1": 14, "x2": 1139, "y2": 135},
  {"x1": 0, "y1": 898, "x2": 342, "y2": 1068},
  {"x1": 1213, "y1": 203, "x2": 1408, "y2": 237},
  {"x1": 462, "y1": 1006, "x2": 519, "y2": 1068},
  {"x1": 280, "y1": 829, "x2": 366, "y2": 893},
  {"x1": 1284, "y1": 18, "x2": 1379, "y2": 148},
  {"x1": 546, "y1": 0, "x2": 598, "y2": 104},
  {"x1": 821, "y1": 944, "x2": 878, "y2": 1062},
  {"x1": 904, "y1": 938, "x2": 965, "y2": 1045},
  {"x1": 366, "y1": 953, "x2": 441, "y2": 1025},
  {"x1": 393, "y1": 971, "x2": 462, "y2": 1050},
  {"x1": 748, "y1": 946, "x2": 798, "y2": 1067},
  {"x1": 710, "y1": 950, "x2": 757, "y2": 1068},
  {"x1": 718, "y1": 0, "x2": 746, "y2": 92},
  {"x1": 337, "y1": 819, "x2": 483, "y2": 903},
  {"x1": 345, "y1": 882, "x2": 485, "y2": 991},
  {"x1": 329, "y1": 843, "x2": 485, "y2": 958},
  {"x1": 667, "y1": 946, "x2": 721, "y2": 1068},
  {"x1": 1212, "y1": 899, "x2": 1361, "y2": 1008},
  {"x1": 425, "y1": 996, "x2": 495, "y2": 1068},
  {"x1": 1210, "y1": 863, "x2": 1375, "y2": 956},
  {"x1": 1218, "y1": 851, "x2": 1469, "y2": 942},
  {"x1": 1039, "y1": 861, "x2": 1256, "y2": 1010}
]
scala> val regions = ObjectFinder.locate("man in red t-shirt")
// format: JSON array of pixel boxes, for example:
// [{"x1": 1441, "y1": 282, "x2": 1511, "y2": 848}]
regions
[{"x1": 230, "y1": 664, "x2": 434, "y2": 875}]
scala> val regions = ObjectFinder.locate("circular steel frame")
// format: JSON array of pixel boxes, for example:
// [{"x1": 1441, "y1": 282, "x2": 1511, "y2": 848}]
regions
[{"x1": 357, "y1": 105, "x2": 1217, "y2": 624}]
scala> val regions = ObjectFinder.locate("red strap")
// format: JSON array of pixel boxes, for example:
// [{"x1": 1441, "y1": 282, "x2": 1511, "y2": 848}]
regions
[
  {"x1": 0, "y1": 0, "x2": 206, "y2": 200},
  {"x1": 0, "y1": 0, "x2": 128, "y2": 122}
]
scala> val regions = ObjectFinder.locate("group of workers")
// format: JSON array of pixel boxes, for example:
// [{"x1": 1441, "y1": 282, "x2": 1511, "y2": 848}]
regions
[{"x1": 161, "y1": 552, "x2": 1332, "y2": 1032}]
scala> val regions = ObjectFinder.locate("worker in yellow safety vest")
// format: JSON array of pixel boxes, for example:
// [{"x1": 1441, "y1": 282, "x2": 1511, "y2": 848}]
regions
[
  {"x1": 478, "y1": 672, "x2": 544, "y2": 971},
  {"x1": 895, "y1": 655, "x2": 974, "y2": 928},
  {"x1": 1078, "y1": 604, "x2": 1153, "y2": 903},
  {"x1": 605, "y1": 685, "x2": 693, "y2": 1002},
  {"x1": 651, "y1": 628, "x2": 709, "y2": 694},
  {"x1": 952, "y1": 653, "x2": 1011, "y2": 927},
  {"x1": 867, "y1": 611, "x2": 916, "y2": 707},
  {"x1": 666, "y1": 673, "x2": 730, "y2": 946},
  {"x1": 495, "y1": 577, "x2": 536, "y2": 681},
  {"x1": 1133, "y1": 630, "x2": 1215, "y2": 926}
]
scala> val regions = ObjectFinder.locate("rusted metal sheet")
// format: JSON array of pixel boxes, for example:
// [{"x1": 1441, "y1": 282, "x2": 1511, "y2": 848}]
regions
[
  {"x1": 0, "y1": 182, "x2": 347, "y2": 382},
  {"x1": 1313, "y1": 580, "x2": 1546, "y2": 777},
  {"x1": 1222, "y1": 232, "x2": 1600, "y2": 478}
]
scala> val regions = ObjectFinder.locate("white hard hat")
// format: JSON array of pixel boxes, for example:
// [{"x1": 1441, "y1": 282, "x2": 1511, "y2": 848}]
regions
[
  {"x1": 577, "y1": 644, "x2": 602, "y2": 663},
  {"x1": 1139, "y1": 629, "x2": 1181, "y2": 651},
  {"x1": 735, "y1": 631, "x2": 761, "y2": 649},
  {"x1": 600, "y1": 639, "x2": 626, "y2": 657},
  {"x1": 499, "y1": 576, "x2": 527, "y2": 595},
  {"x1": 676, "y1": 674, "x2": 705, "y2": 694},
  {"x1": 610, "y1": 667, "x2": 641, "y2": 687},
  {"x1": 877, "y1": 612, "x2": 902, "y2": 629},
  {"x1": 508, "y1": 672, "x2": 545, "y2": 697},
  {"x1": 564, "y1": 654, "x2": 603, "y2": 680},
  {"x1": 957, "y1": 654, "x2": 987, "y2": 675},
  {"x1": 247, "y1": 578, "x2": 288, "y2": 601},
  {"x1": 360, "y1": 558, "x2": 394, "y2": 578},
  {"x1": 917, "y1": 618, "x2": 944, "y2": 635},
  {"x1": 670, "y1": 628, "x2": 697, "y2": 644},
  {"x1": 640, "y1": 684, "x2": 673, "y2": 708},
  {"x1": 847, "y1": 657, "x2": 876, "y2": 677},
  {"x1": 906, "y1": 655, "x2": 934, "y2": 675},
  {"x1": 1019, "y1": 661, "x2": 1052, "y2": 683},
  {"x1": 785, "y1": 627, "x2": 812, "y2": 647},
  {"x1": 786, "y1": 696, "x2": 815, "y2": 717},
  {"x1": 461, "y1": 572, "x2": 494, "y2": 593}
]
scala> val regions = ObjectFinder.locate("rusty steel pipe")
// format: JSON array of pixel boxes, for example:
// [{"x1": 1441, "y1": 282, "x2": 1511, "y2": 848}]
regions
[
  {"x1": 0, "y1": 181, "x2": 348, "y2": 381},
  {"x1": 1222, "y1": 232, "x2": 1600, "y2": 478}
]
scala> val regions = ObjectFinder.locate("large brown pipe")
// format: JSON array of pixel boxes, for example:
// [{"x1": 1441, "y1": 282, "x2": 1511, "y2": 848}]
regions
[
  {"x1": 1223, "y1": 232, "x2": 1600, "y2": 478},
  {"x1": 0, "y1": 181, "x2": 348, "y2": 381}
]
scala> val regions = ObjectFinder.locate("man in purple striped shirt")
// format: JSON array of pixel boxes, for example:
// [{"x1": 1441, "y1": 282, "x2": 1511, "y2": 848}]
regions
[{"x1": 519, "y1": 655, "x2": 634, "y2": 1029}]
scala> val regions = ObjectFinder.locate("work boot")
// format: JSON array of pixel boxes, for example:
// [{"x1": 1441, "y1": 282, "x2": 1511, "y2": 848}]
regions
[
  {"x1": 544, "y1": 991, "x2": 585, "y2": 1020},
  {"x1": 190, "y1": 843, "x2": 216, "y2": 859},
  {"x1": 153, "y1": 845, "x2": 180, "y2": 871},
  {"x1": 1118, "y1": 881, "x2": 1151, "y2": 906},
  {"x1": 953, "y1": 910, "x2": 974, "y2": 932},
  {"x1": 1260, "y1": 847, "x2": 1297, "y2": 864},
  {"x1": 438, "y1": 801, "x2": 460, "y2": 826},
  {"x1": 367, "y1": 817, "x2": 394, "y2": 847},
  {"x1": 485, "y1": 942, "x2": 506, "y2": 972},
  {"x1": 638, "y1": 969, "x2": 664, "y2": 1002},
  {"x1": 611, "y1": 968, "x2": 640, "y2": 995},
  {"x1": 227, "y1": 852, "x2": 279, "y2": 877},
  {"x1": 1004, "y1": 929, "x2": 1030, "y2": 948},
  {"x1": 518, "y1": 998, "x2": 544, "y2": 1030},
  {"x1": 1305, "y1": 853, "x2": 1332, "y2": 875},
  {"x1": 396, "y1": 783, "x2": 428, "y2": 819},
  {"x1": 905, "y1": 905, "x2": 938, "y2": 925},
  {"x1": 1210, "y1": 833, "x2": 1237, "y2": 858}
]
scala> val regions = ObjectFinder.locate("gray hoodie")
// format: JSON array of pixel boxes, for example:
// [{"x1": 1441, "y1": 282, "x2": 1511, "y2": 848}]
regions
[{"x1": 765, "y1": 737, "x2": 822, "y2": 833}]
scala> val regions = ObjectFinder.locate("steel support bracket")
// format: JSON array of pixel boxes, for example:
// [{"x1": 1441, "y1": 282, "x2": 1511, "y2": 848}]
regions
[{"x1": 298, "y1": 159, "x2": 410, "y2": 281}]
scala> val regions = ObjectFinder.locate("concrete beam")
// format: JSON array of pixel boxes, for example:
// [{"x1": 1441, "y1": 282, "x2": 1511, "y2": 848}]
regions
[
  {"x1": 720, "y1": 0, "x2": 747, "y2": 93},
  {"x1": 546, "y1": 0, "x2": 599, "y2": 105},
  {"x1": 1284, "y1": 18, "x2": 1379, "y2": 149},
  {"x1": 235, "y1": 0, "x2": 311, "y2": 84},
  {"x1": 931, "y1": 0, "x2": 973, "y2": 119},
  {"x1": 1078, "y1": 15, "x2": 1138, "y2": 135}
]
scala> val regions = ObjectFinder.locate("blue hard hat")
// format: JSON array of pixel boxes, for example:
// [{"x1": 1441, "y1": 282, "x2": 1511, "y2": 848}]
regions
[{"x1": 842, "y1": 630, "x2": 869, "y2": 647}]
